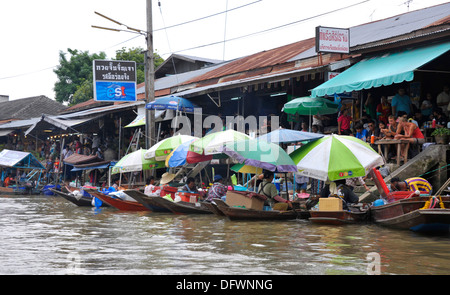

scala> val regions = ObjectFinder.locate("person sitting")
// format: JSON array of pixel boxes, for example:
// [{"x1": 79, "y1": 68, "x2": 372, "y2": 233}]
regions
[
  {"x1": 144, "y1": 176, "x2": 156, "y2": 195},
  {"x1": 4, "y1": 173, "x2": 12, "y2": 187},
  {"x1": 257, "y1": 171, "x2": 291, "y2": 210},
  {"x1": 390, "y1": 177, "x2": 432, "y2": 194},
  {"x1": 206, "y1": 175, "x2": 228, "y2": 202},
  {"x1": 381, "y1": 115, "x2": 398, "y2": 139},
  {"x1": 333, "y1": 179, "x2": 360, "y2": 209},
  {"x1": 180, "y1": 177, "x2": 199, "y2": 194},
  {"x1": 354, "y1": 123, "x2": 368, "y2": 142},
  {"x1": 394, "y1": 117, "x2": 425, "y2": 161}
]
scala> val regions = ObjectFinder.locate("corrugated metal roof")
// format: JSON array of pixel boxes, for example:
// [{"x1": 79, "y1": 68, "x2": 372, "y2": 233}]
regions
[
  {"x1": 349, "y1": 2, "x2": 450, "y2": 47},
  {"x1": 182, "y1": 38, "x2": 316, "y2": 86}
]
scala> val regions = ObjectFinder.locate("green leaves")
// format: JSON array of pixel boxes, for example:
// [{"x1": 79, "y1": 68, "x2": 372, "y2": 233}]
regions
[{"x1": 53, "y1": 47, "x2": 164, "y2": 106}]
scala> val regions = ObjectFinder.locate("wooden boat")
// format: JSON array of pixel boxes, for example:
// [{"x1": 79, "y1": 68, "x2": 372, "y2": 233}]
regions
[
  {"x1": 162, "y1": 199, "x2": 213, "y2": 215},
  {"x1": 370, "y1": 196, "x2": 450, "y2": 232},
  {"x1": 125, "y1": 189, "x2": 212, "y2": 214},
  {"x1": 212, "y1": 199, "x2": 302, "y2": 221},
  {"x1": 86, "y1": 190, "x2": 149, "y2": 212},
  {"x1": 369, "y1": 167, "x2": 450, "y2": 233},
  {"x1": 0, "y1": 185, "x2": 40, "y2": 195},
  {"x1": 50, "y1": 188, "x2": 96, "y2": 207},
  {"x1": 203, "y1": 201, "x2": 226, "y2": 216},
  {"x1": 124, "y1": 190, "x2": 172, "y2": 212},
  {"x1": 309, "y1": 204, "x2": 370, "y2": 225}
]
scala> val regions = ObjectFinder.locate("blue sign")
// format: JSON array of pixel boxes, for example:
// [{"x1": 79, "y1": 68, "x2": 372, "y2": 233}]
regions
[
  {"x1": 93, "y1": 60, "x2": 137, "y2": 102},
  {"x1": 94, "y1": 81, "x2": 136, "y2": 102}
]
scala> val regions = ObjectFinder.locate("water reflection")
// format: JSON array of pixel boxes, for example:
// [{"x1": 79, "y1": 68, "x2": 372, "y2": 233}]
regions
[{"x1": 0, "y1": 195, "x2": 449, "y2": 275}]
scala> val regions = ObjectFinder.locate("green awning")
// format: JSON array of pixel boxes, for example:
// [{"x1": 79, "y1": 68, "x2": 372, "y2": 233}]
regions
[{"x1": 311, "y1": 42, "x2": 450, "y2": 98}]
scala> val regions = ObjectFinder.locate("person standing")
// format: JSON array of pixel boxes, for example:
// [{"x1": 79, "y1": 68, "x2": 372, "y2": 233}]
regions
[
  {"x1": 391, "y1": 88, "x2": 413, "y2": 116},
  {"x1": 337, "y1": 108, "x2": 352, "y2": 135},
  {"x1": 376, "y1": 96, "x2": 391, "y2": 124},
  {"x1": 437, "y1": 85, "x2": 449, "y2": 116}
]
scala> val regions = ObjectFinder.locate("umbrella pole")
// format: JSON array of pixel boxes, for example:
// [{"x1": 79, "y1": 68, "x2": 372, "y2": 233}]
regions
[{"x1": 285, "y1": 172, "x2": 289, "y2": 201}]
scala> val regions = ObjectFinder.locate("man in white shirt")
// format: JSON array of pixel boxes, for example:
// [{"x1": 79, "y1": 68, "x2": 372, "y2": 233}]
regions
[{"x1": 437, "y1": 85, "x2": 449, "y2": 116}]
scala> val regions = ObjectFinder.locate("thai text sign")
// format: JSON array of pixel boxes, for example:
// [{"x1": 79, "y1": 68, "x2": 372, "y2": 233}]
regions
[
  {"x1": 315, "y1": 26, "x2": 350, "y2": 54},
  {"x1": 93, "y1": 60, "x2": 137, "y2": 102}
]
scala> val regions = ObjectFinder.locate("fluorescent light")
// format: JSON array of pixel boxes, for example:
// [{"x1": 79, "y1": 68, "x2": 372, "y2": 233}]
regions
[
  {"x1": 230, "y1": 97, "x2": 241, "y2": 100},
  {"x1": 270, "y1": 92, "x2": 287, "y2": 97}
]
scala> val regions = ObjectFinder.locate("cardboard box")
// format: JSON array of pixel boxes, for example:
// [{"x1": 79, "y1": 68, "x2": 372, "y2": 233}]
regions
[
  {"x1": 319, "y1": 197, "x2": 343, "y2": 211},
  {"x1": 226, "y1": 191, "x2": 265, "y2": 210}
]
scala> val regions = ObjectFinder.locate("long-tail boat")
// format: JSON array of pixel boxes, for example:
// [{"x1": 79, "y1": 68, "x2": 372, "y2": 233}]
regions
[
  {"x1": 212, "y1": 198, "x2": 305, "y2": 220},
  {"x1": 86, "y1": 189, "x2": 149, "y2": 212},
  {"x1": 370, "y1": 167, "x2": 450, "y2": 233}
]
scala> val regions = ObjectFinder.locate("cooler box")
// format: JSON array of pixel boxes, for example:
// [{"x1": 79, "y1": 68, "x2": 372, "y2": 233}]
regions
[
  {"x1": 319, "y1": 197, "x2": 343, "y2": 211},
  {"x1": 160, "y1": 185, "x2": 178, "y2": 200},
  {"x1": 226, "y1": 191, "x2": 266, "y2": 210},
  {"x1": 178, "y1": 191, "x2": 199, "y2": 203}
]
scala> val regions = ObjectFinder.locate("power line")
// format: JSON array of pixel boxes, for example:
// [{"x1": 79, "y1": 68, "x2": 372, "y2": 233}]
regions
[
  {"x1": 162, "y1": 0, "x2": 370, "y2": 56},
  {"x1": 153, "y1": 0, "x2": 262, "y2": 32}
]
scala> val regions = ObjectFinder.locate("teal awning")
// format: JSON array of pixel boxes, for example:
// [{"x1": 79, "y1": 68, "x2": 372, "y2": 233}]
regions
[{"x1": 311, "y1": 42, "x2": 450, "y2": 98}]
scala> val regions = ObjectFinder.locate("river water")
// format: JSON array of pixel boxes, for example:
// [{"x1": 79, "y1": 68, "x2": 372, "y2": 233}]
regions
[{"x1": 1, "y1": 194, "x2": 449, "y2": 275}]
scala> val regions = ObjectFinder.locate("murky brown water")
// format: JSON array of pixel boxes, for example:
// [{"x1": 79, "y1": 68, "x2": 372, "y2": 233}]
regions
[{"x1": 1, "y1": 194, "x2": 449, "y2": 275}]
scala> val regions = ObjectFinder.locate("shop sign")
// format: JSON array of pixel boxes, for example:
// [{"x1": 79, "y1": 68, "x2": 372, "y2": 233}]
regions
[
  {"x1": 93, "y1": 60, "x2": 137, "y2": 102},
  {"x1": 315, "y1": 26, "x2": 350, "y2": 54}
]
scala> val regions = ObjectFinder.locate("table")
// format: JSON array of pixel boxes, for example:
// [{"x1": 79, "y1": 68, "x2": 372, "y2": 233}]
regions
[{"x1": 374, "y1": 139, "x2": 410, "y2": 165}]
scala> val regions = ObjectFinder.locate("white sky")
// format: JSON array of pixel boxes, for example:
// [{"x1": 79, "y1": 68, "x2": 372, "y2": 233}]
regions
[{"x1": 0, "y1": 0, "x2": 448, "y2": 101}]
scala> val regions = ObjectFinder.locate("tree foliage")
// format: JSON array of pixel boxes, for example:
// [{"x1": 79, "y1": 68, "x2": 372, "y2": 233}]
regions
[
  {"x1": 53, "y1": 47, "x2": 164, "y2": 106},
  {"x1": 53, "y1": 49, "x2": 106, "y2": 104}
]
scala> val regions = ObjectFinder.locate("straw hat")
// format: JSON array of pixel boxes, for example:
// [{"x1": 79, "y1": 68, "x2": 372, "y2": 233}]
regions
[{"x1": 160, "y1": 172, "x2": 176, "y2": 185}]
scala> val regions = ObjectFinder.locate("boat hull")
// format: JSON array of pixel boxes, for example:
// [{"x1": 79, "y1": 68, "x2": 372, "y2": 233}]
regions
[
  {"x1": 309, "y1": 210, "x2": 369, "y2": 225},
  {"x1": 371, "y1": 197, "x2": 450, "y2": 232},
  {"x1": 88, "y1": 190, "x2": 149, "y2": 211},
  {"x1": 50, "y1": 188, "x2": 96, "y2": 207},
  {"x1": 213, "y1": 199, "x2": 300, "y2": 220},
  {"x1": 124, "y1": 190, "x2": 172, "y2": 212}
]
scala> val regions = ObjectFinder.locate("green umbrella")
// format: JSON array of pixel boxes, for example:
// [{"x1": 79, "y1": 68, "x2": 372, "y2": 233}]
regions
[
  {"x1": 290, "y1": 134, "x2": 385, "y2": 181},
  {"x1": 144, "y1": 134, "x2": 198, "y2": 161},
  {"x1": 112, "y1": 149, "x2": 165, "y2": 174},
  {"x1": 282, "y1": 96, "x2": 339, "y2": 130},
  {"x1": 189, "y1": 129, "x2": 250, "y2": 155},
  {"x1": 282, "y1": 96, "x2": 339, "y2": 115},
  {"x1": 222, "y1": 139, "x2": 298, "y2": 172}
]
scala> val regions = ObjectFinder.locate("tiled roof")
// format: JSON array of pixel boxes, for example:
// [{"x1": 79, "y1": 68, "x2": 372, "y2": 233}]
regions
[{"x1": 0, "y1": 95, "x2": 66, "y2": 121}]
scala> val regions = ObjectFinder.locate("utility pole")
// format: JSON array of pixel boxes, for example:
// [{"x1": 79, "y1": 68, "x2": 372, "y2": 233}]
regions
[{"x1": 145, "y1": 0, "x2": 156, "y2": 149}]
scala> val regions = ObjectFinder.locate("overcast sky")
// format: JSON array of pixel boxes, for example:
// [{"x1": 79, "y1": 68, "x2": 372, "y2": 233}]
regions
[{"x1": 0, "y1": 0, "x2": 448, "y2": 102}]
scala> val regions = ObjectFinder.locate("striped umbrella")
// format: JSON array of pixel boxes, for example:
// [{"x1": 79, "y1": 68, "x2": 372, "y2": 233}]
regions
[
  {"x1": 290, "y1": 134, "x2": 385, "y2": 181},
  {"x1": 144, "y1": 134, "x2": 198, "y2": 161},
  {"x1": 189, "y1": 129, "x2": 250, "y2": 155}
]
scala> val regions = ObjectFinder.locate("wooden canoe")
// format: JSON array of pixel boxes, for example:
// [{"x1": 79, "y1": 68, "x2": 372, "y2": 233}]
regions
[
  {"x1": 50, "y1": 188, "x2": 96, "y2": 207},
  {"x1": 203, "y1": 201, "x2": 226, "y2": 216},
  {"x1": 125, "y1": 189, "x2": 212, "y2": 214},
  {"x1": 87, "y1": 190, "x2": 149, "y2": 212},
  {"x1": 370, "y1": 196, "x2": 450, "y2": 232},
  {"x1": 124, "y1": 190, "x2": 172, "y2": 212},
  {"x1": 212, "y1": 199, "x2": 300, "y2": 221},
  {"x1": 162, "y1": 199, "x2": 213, "y2": 215},
  {"x1": 0, "y1": 185, "x2": 40, "y2": 195},
  {"x1": 309, "y1": 208, "x2": 370, "y2": 225}
]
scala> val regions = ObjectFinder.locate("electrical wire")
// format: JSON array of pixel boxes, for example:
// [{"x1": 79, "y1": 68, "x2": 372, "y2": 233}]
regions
[
  {"x1": 153, "y1": 0, "x2": 262, "y2": 32},
  {"x1": 162, "y1": 0, "x2": 370, "y2": 55}
]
